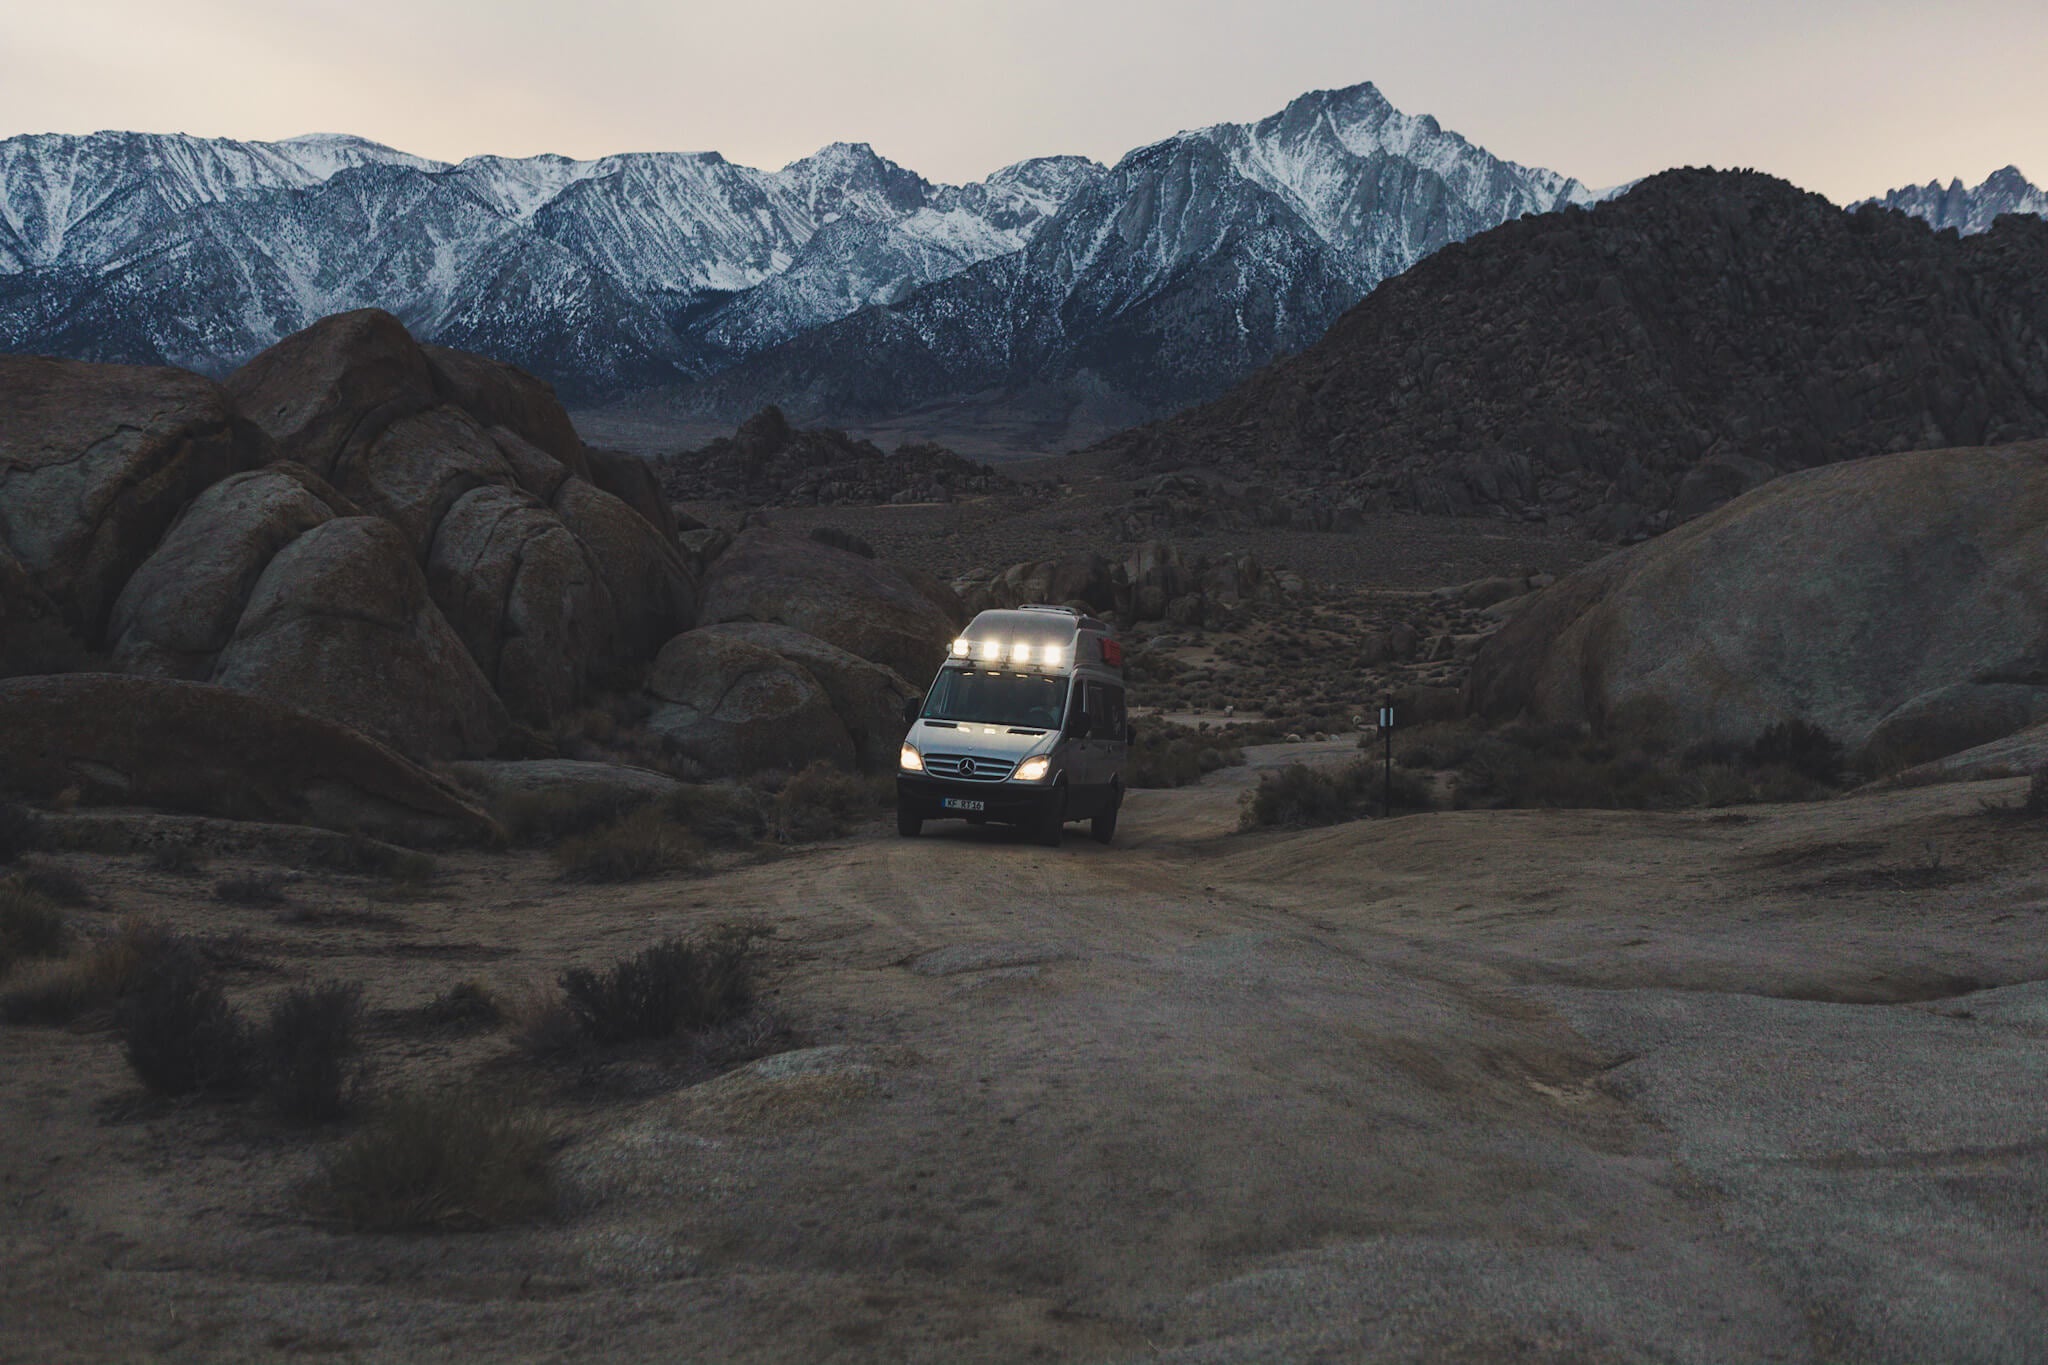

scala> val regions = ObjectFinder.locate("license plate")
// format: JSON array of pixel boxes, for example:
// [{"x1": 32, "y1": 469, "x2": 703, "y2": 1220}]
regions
[{"x1": 942, "y1": 798, "x2": 986, "y2": 812}]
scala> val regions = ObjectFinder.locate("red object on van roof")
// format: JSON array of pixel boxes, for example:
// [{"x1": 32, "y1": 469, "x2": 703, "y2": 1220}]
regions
[{"x1": 1099, "y1": 637, "x2": 1123, "y2": 667}]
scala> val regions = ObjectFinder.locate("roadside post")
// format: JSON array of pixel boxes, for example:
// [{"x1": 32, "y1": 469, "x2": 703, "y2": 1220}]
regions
[{"x1": 1378, "y1": 696, "x2": 1397, "y2": 818}]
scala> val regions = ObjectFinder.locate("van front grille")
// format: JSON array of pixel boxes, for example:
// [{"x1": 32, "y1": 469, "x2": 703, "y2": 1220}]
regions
[{"x1": 923, "y1": 753, "x2": 1016, "y2": 781}]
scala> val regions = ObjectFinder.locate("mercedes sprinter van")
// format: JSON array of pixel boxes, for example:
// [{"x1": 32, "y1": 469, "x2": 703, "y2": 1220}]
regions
[{"x1": 896, "y1": 606, "x2": 1130, "y2": 846}]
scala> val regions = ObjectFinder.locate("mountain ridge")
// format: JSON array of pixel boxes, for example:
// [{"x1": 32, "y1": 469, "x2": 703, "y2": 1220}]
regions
[
  {"x1": 1090, "y1": 167, "x2": 2048, "y2": 537},
  {"x1": 0, "y1": 81, "x2": 1585, "y2": 412}
]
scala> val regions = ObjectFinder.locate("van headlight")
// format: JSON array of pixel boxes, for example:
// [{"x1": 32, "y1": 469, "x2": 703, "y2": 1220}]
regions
[
  {"x1": 899, "y1": 744, "x2": 924, "y2": 773},
  {"x1": 1013, "y1": 756, "x2": 1051, "y2": 782}
]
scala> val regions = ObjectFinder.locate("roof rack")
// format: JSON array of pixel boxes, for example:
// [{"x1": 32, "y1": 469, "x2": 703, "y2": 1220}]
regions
[{"x1": 1014, "y1": 603, "x2": 1082, "y2": 616}]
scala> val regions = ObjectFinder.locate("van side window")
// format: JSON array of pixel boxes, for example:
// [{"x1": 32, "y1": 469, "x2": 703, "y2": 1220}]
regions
[
  {"x1": 1080, "y1": 682, "x2": 1126, "y2": 739},
  {"x1": 1103, "y1": 684, "x2": 1126, "y2": 739}
]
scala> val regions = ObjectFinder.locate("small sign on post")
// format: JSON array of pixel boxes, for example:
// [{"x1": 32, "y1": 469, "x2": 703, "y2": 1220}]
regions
[{"x1": 1378, "y1": 696, "x2": 1397, "y2": 818}]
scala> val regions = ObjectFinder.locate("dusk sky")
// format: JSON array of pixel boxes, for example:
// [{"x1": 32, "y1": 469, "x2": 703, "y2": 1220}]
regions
[{"x1": 5, "y1": 0, "x2": 2043, "y2": 201}]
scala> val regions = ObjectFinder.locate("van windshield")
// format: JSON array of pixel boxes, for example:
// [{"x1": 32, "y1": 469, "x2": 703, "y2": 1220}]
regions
[{"x1": 921, "y1": 669, "x2": 1069, "y2": 731}]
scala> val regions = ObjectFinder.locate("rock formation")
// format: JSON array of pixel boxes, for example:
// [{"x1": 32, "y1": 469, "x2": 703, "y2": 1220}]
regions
[
  {"x1": 955, "y1": 542, "x2": 1284, "y2": 629},
  {"x1": 1466, "y1": 441, "x2": 2048, "y2": 770},
  {"x1": 644, "y1": 629, "x2": 856, "y2": 776},
  {"x1": 696, "y1": 528, "x2": 956, "y2": 680},
  {"x1": 0, "y1": 673, "x2": 499, "y2": 846},
  {"x1": 654, "y1": 406, "x2": 1015, "y2": 507}
]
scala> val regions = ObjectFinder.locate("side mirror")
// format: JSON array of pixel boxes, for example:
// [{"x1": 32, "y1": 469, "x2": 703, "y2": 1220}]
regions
[
  {"x1": 1067, "y1": 712, "x2": 1092, "y2": 740},
  {"x1": 902, "y1": 697, "x2": 922, "y2": 724}
]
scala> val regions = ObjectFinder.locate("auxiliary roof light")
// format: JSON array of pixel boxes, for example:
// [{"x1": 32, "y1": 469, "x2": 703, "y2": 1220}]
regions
[
  {"x1": 1011, "y1": 643, "x2": 1032, "y2": 664},
  {"x1": 979, "y1": 639, "x2": 1002, "y2": 662},
  {"x1": 950, "y1": 638, "x2": 970, "y2": 657},
  {"x1": 1042, "y1": 644, "x2": 1065, "y2": 667}
]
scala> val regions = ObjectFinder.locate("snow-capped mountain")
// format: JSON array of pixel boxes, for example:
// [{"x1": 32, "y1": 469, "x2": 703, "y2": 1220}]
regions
[
  {"x1": 669, "y1": 82, "x2": 1593, "y2": 428},
  {"x1": 0, "y1": 130, "x2": 440, "y2": 273},
  {"x1": 0, "y1": 132, "x2": 1105, "y2": 397},
  {"x1": 1859, "y1": 166, "x2": 2046, "y2": 235},
  {"x1": 1, "y1": 82, "x2": 1588, "y2": 416}
]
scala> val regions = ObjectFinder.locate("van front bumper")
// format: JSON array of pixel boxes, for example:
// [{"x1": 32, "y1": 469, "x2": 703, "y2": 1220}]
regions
[{"x1": 897, "y1": 774, "x2": 1054, "y2": 823}]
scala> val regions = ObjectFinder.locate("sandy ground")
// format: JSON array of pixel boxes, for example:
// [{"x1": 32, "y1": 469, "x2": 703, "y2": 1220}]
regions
[{"x1": 4, "y1": 748, "x2": 2047, "y2": 1363}]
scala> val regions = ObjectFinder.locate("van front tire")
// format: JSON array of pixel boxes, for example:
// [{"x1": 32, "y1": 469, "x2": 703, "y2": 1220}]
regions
[
  {"x1": 896, "y1": 806, "x2": 923, "y2": 838},
  {"x1": 1034, "y1": 788, "x2": 1066, "y2": 848},
  {"x1": 1090, "y1": 786, "x2": 1121, "y2": 844}
]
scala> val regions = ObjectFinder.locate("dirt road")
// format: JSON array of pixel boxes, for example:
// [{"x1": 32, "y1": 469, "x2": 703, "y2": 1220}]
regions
[{"x1": 5, "y1": 753, "x2": 2047, "y2": 1362}]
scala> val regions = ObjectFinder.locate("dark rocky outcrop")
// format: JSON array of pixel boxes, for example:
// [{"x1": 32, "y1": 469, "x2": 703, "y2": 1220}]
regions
[
  {"x1": 0, "y1": 673, "x2": 499, "y2": 846},
  {"x1": 1466, "y1": 441, "x2": 2048, "y2": 769},
  {"x1": 0, "y1": 355, "x2": 250, "y2": 640},
  {"x1": 1, "y1": 546, "x2": 90, "y2": 678},
  {"x1": 697, "y1": 528, "x2": 954, "y2": 680},
  {"x1": 425, "y1": 485, "x2": 614, "y2": 728},
  {"x1": 212, "y1": 517, "x2": 509, "y2": 760},
  {"x1": 956, "y1": 542, "x2": 1282, "y2": 629},
  {"x1": 550, "y1": 477, "x2": 697, "y2": 672},
  {"x1": 225, "y1": 308, "x2": 439, "y2": 479},
  {"x1": 654, "y1": 406, "x2": 1016, "y2": 507},
  {"x1": 421, "y1": 343, "x2": 589, "y2": 474},
  {"x1": 584, "y1": 446, "x2": 679, "y2": 542},
  {"x1": 644, "y1": 629, "x2": 855, "y2": 775},
  {"x1": 692, "y1": 622, "x2": 918, "y2": 772},
  {"x1": 442, "y1": 758, "x2": 682, "y2": 811},
  {"x1": 108, "y1": 463, "x2": 358, "y2": 679},
  {"x1": 1099, "y1": 170, "x2": 2048, "y2": 536}
]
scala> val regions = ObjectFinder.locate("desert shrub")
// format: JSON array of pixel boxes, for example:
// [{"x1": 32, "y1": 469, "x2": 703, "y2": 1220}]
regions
[
  {"x1": 310, "y1": 834, "x2": 439, "y2": 883},
  {"x1": 420, "y1": 979, "x2": 502, "y2": 1031},
  {"x1": 664, "y1": 783, "x2": 769, "y2": 848},
  {"x1": 381, "y1": 850, "x2": 439, "y2": 887},
  {"x1": 551, "y1": 806, "x2": 699, "y2": 883},
  {"x1": 1444, "y1": 721, "x2": 1836, "y2": 812},
  {"x1": 1388, "y1": 721, "x2": 1486, "y2": 771},
  {"x1": 115, "y1": 947, "x2": 252, "y2": 1096},
  {"x1": 308, "y1": 1088, "x2": 554, "y2": 1232},
  {"x1": 492, "y1": 787, "x2": 654, "y2": 846},
  {"x1": 0, "y1": 916, "x2": 168, "y2": 1025},
  {"x1": 558, "y1": 932, "x2": 756, "y2": 1047},
  {"x1": 7, "y1": 857, "x2": 92, "y2": 907},
  {"x1": 260, "y1": 981, "x2": 365, "y2": 1120},
  {"x1": 1240, "y1": 761, "x2": 1433, "y2": 830},
  {"x1": 0, "y1": 803, "x2": 39, "y2": 864},
  {"x1": 772, "y1": 762, "x2": 872, "y2": 841},
  {"x1": 214, "y1": 872, "x2": 289, "y2": 905},
  {"x1": 505, "y1": 983, "x2": 585, "y2": 1061},
  {"x1": 1749, "y1": 719, "x2": 1845, "y2": 785},
  {"x1": 0, "y1": 883, "x2": 68, "y2": 975},
  {"x1": 1130, "y1": 719, "x2": 1245, "y2": 789},
  {"x1": 148, "y1": 842, "x2": 208, "y2": 876}
]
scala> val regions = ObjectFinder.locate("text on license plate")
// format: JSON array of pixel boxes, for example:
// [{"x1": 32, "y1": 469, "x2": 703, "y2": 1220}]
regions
[{"x1": 942, "y1": 798, "x2": 986, "y2": 812}]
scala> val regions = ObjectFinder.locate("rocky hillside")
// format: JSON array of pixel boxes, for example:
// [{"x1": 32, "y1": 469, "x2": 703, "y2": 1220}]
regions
[
  {"x1": 0, "y1": 312, "x2": 957, "y2": 841},
  {"x1": 1097, "y1": 169, "x2": 2048, "y2": 537},
  {"x1": 663, "y1": 83, "x2": 1593, "y2": 431},
  {"x1": 653, "y1": 407, "x2": 1019, "y2": 507}
]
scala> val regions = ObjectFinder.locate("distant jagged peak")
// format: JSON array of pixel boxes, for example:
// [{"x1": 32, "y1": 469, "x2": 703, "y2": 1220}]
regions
[
  {"x1": 771, "y1": 141, "x2": 933, "y2": 220},
  {"x1": 1858, "y1": 163, "x2": 2045, "y2": 235}
]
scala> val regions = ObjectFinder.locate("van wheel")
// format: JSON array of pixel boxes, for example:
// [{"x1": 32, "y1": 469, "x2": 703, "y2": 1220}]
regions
[
  {"x1": 1090, "y1": 787, "x2": 1121, "y2": 844},
  {"x1": 1034, "y1": 788, "x2": 1066, "y2": 847},
  {"x1": 896, "y1": 806, "x2": 922, "y2": 837}
]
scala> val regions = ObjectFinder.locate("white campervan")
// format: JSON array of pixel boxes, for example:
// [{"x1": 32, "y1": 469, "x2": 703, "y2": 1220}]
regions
[{"x1": 896, "y1": 606, "x2": 1131, "y2": 846}]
